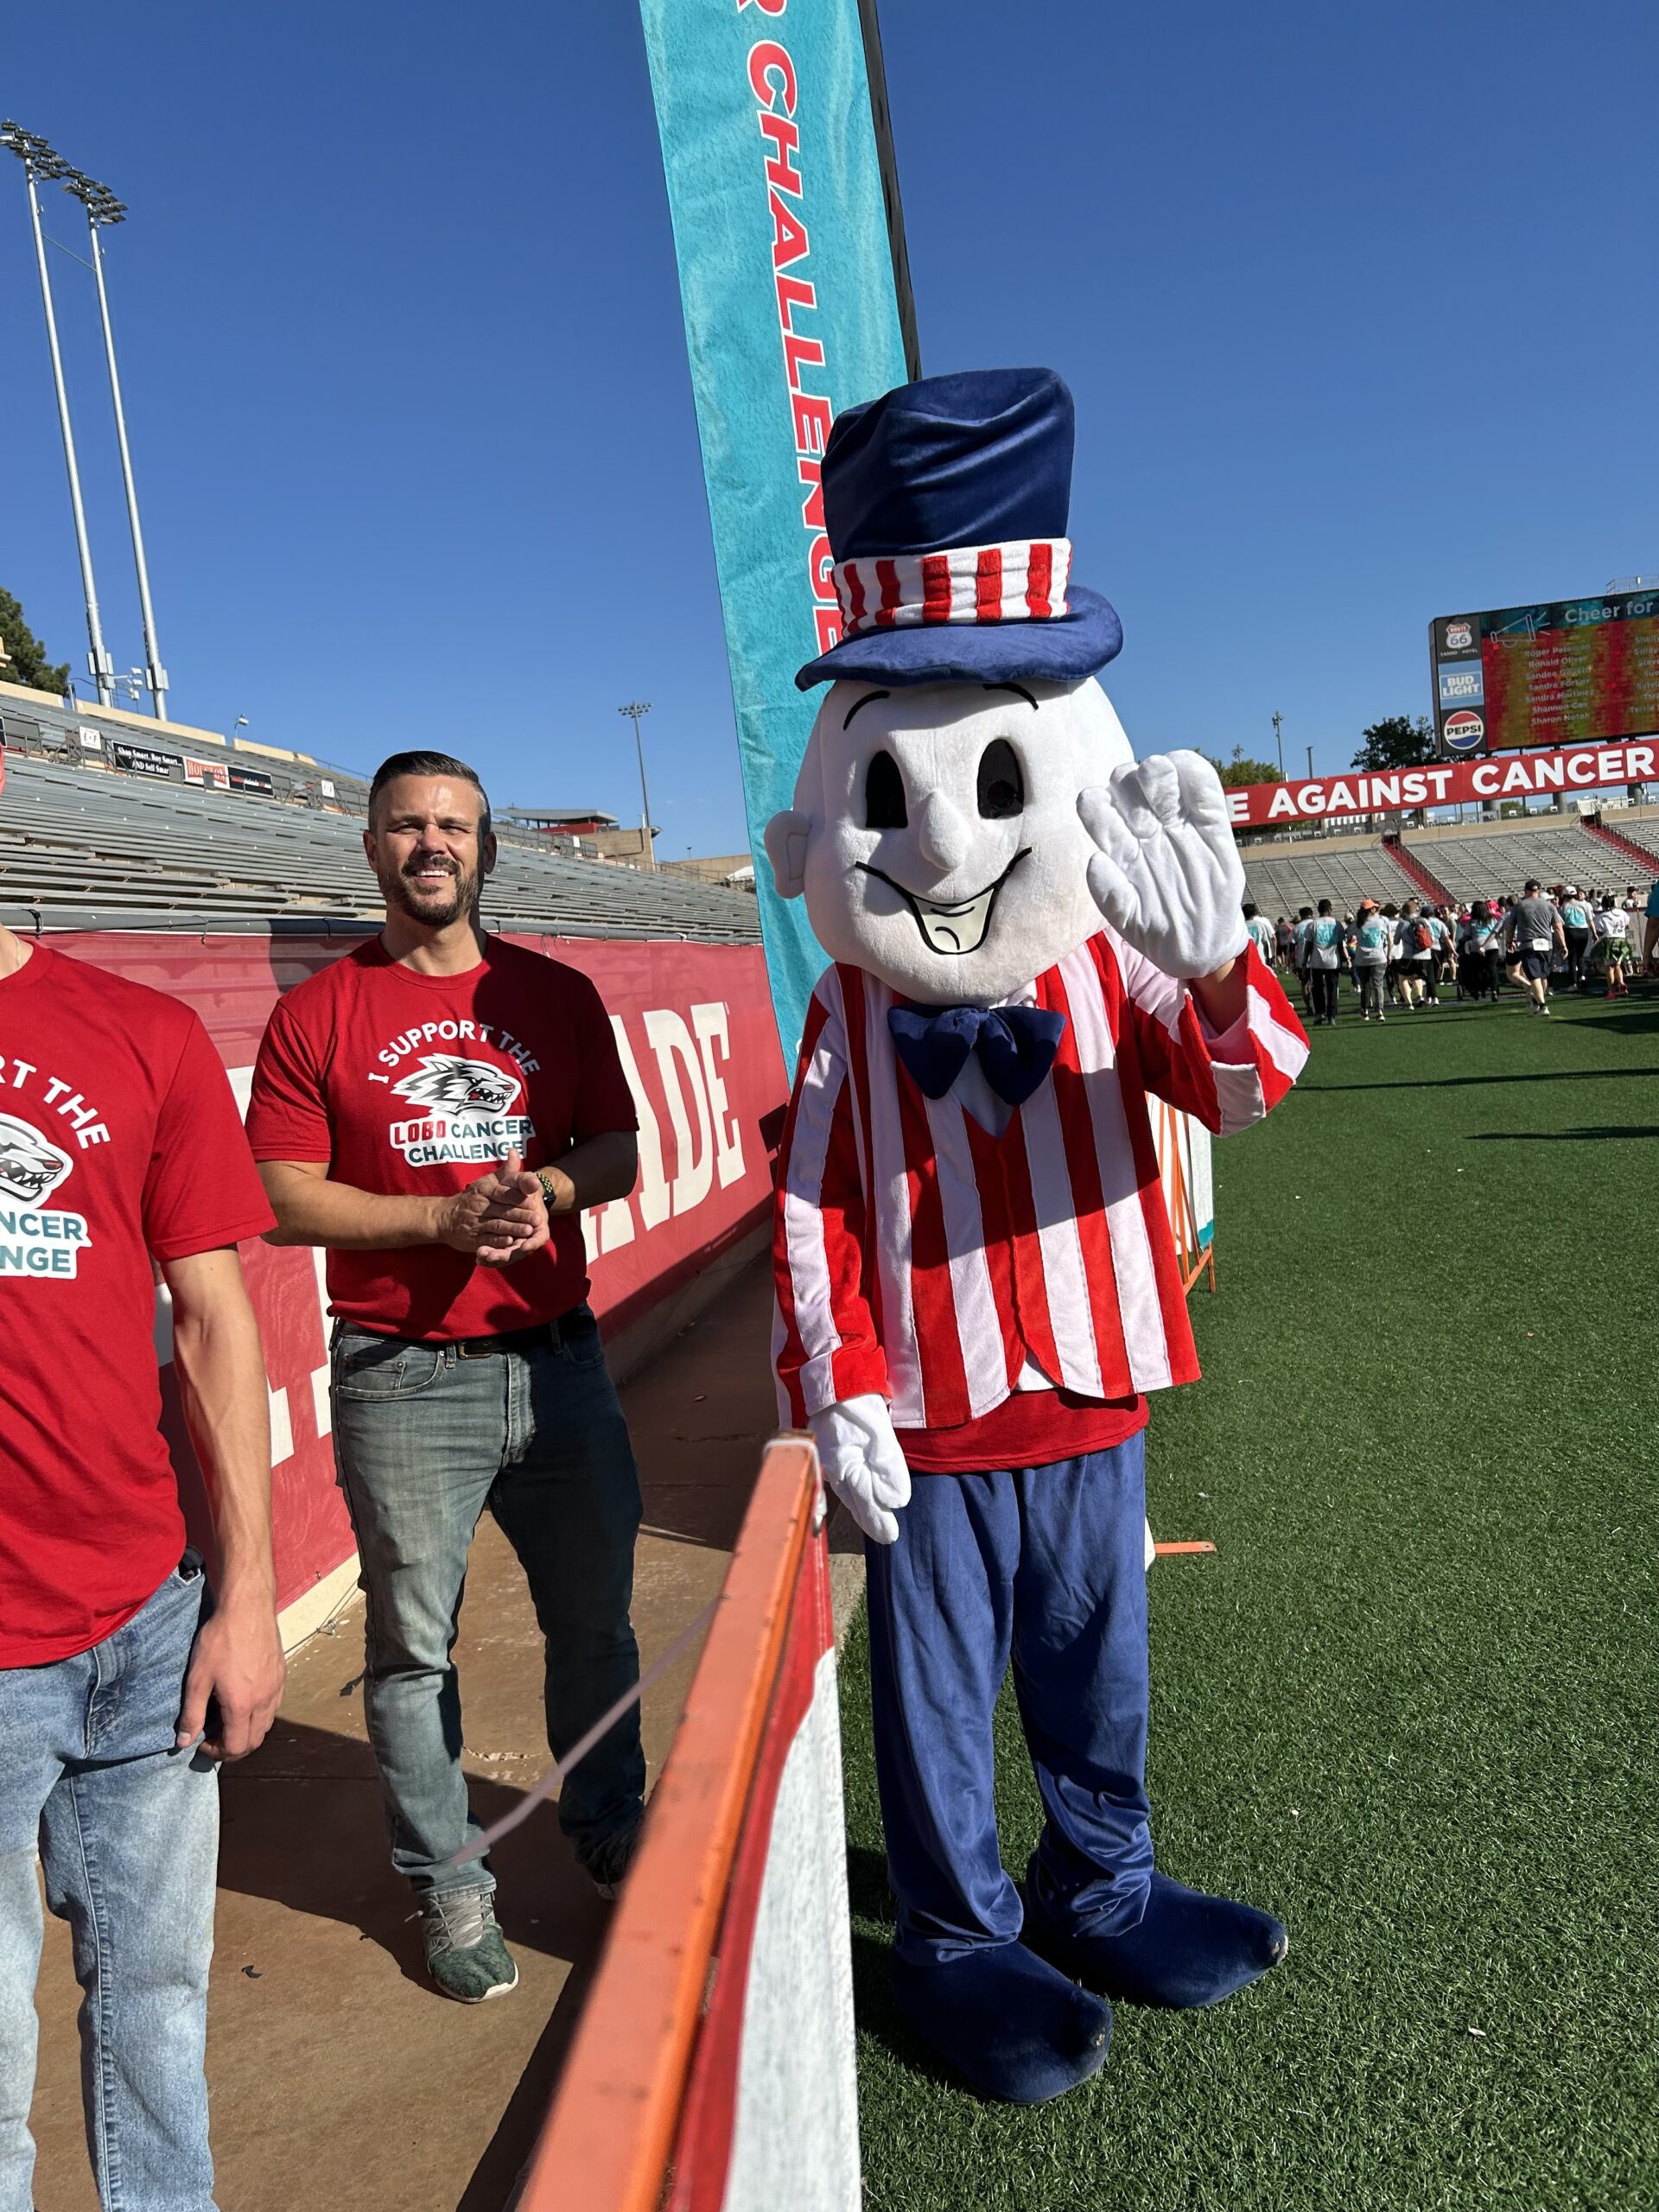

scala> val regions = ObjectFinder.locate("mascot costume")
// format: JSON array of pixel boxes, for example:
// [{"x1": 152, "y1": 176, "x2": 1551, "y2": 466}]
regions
[{"x1": 766, "y1": 369, "x2": 1310, "y2": 2105}]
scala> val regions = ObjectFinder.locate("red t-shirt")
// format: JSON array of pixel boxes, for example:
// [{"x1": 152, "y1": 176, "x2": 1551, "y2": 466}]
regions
[
  {"x1": 0, "y1": 945, "x2": 276, "y2": 1666},
  {"x1": 896, "y1": 1386, "x2": 1148, "y2": 1473},
  {"x1": 245, "y1": 938, "x2": 638, "y2": 1342}
]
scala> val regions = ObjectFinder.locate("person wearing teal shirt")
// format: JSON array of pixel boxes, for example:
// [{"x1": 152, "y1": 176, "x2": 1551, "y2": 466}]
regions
[
  {"x1": 1458, "y1": 901, "x2": 1504, "y2": 1002},
  {"x1": 1559, "y1": 888, "x2": 1592, "y2": 991},
  {"x1": 1346, "y1": 900, "x2": 1390, "y2": 1022},
  {"x1": 1300, "y1": 899, "x2": 1347, "y2": 1027}
]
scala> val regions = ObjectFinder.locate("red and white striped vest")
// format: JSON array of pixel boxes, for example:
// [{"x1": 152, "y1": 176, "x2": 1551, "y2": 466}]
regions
[{"x1": 772, "y1": 933, "x2": 1305, "y2": 1430}]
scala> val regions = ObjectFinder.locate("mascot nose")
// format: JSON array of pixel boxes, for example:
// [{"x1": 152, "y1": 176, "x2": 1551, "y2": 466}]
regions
[{"x1": 911, "y1": 791, "x2": 974, "y2": 875}]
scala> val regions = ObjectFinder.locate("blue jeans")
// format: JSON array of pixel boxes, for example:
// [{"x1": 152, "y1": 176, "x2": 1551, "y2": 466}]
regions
[
  {"x1": 0, "y1": 1563, "x2": 219, "y2": 2212},
  {"x1": 330, "y1": 1308, "x2": 645, "y2": 1895},
  {"x1": 863, "y1": 1437, "x2": 1154, "y2": 1967}
]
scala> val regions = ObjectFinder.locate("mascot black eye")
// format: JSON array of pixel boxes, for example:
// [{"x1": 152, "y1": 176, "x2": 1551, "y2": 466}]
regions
[
  {"x1": 976, "y1": 739, "x2": 1024, "y2": 819},
  {"x1": 864, "y1": 748, "x2": 908, "y2": 830}
]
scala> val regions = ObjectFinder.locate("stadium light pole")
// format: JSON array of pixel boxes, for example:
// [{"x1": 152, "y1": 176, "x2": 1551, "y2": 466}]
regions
[
  {"x1": 1272, "y1": 710, "x2": 1284, "y2": 779},
  {"x1": 618, "y1": 701, "x2": 657, "y2": 870},
  {"x1": 66, "y1": 167, "x2": 171, "y2": 725},
  {"x1": 1, "y1": 122, "x2": 115, "y2": 707}
]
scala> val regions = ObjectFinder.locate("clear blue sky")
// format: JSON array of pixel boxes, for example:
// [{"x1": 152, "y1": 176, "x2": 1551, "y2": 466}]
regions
[{"x1": 3, "y1": 2, "x2": 1655, "y2": 851}]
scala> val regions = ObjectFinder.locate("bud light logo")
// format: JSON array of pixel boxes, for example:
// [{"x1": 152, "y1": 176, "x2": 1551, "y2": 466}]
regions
[
  {"x1": 1438, "y1": 660, "x2": 1484, "y2": 709},
  {"x1": 1444, "y1": 620, "x2": 1474, "y2": 652},
  {"x1": 1443, "y1": 710, "x2": 1484, "y2": 753}
]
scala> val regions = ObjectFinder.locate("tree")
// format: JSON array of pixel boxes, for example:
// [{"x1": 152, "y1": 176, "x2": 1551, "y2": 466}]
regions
[
  {"x1": 1205, "y1": 746, "x2": 1282, "y2": 788},
  {"x1": 0, "y1": 589, "x2": 69, "y2": 696},
  {"x1": 1352, "y1": 715, "x2": 1436, "y2": 772}
]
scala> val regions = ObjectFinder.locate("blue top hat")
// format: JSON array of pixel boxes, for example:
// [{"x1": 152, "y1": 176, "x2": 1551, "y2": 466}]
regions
[{"x1": 795, "y1": 366, "x2": 1122, "y2": 690}]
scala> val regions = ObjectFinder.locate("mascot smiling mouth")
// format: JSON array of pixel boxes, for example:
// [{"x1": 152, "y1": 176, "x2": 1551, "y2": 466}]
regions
[{"x1": 856, "y1": 848, "x2": 1031, "y2": 957}]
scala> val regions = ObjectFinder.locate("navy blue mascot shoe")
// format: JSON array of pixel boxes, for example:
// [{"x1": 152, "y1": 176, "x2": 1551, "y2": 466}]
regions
[
  {"x1": 1024, "y1": 1870, "x2": 1288, "y2": 2010},
  {"x1": 889, "y1": 1940, "x2": 1112, "y2": 2105}
]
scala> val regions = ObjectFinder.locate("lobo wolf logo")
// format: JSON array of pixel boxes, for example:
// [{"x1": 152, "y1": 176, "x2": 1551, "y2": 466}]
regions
[
  {"x1": 392, "y1": 1055, "x2": 523, "y2": 1120},
  {"x1": 0, "y1": 1112, "x2": 73, "y2": 1205}
]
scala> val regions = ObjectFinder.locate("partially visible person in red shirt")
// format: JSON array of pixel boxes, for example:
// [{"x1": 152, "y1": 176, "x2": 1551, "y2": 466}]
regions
[
  {"x1": 246, "y1": 750, "x2": 643, "y2": 2004},
  {"x1": 0, "y1": 756, "x2": 284, "y2": 2212}
]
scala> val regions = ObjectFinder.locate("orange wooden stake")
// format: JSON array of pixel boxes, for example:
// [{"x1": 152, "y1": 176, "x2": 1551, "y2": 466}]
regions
[{"x1": 1153, "y1": 1540, "x2": 1217, "y2": 1555}]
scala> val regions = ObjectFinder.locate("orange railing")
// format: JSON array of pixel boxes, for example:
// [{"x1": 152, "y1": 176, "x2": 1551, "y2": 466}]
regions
[{"x1": 518, "y1": 1437, "x2": 818, "y2": 2212}]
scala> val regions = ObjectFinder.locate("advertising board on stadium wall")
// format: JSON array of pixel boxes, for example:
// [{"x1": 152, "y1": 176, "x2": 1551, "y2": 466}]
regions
[
  {"x1": 49, "y1": 930, "x2": 789, "y2": 1622},
  {"x1": 1430, "y1": 588, "x2": 1659, "y2": 754},
  {"x1": 111, "y1": 739, "x2": 178, "y2": 780},
  {"x1": 1225, "y1": 735, "x2": 1659, "y2": 829}
]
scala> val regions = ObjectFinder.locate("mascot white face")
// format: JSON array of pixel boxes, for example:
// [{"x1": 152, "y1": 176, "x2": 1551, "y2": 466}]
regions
[{"x1": 766, "y1": 675, "x2": 1135, "y2": 1006}]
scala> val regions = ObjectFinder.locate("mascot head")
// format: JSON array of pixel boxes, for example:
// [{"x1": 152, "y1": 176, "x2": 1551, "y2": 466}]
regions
[{"x1": 765, "y1": 369, "x2": 1134, "y2": 1007}]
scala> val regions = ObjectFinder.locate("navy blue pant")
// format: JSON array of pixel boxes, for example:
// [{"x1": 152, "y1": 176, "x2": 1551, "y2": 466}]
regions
[{"x1": 864, "y1": 1436, "x2": 1154, "y2": 1967}]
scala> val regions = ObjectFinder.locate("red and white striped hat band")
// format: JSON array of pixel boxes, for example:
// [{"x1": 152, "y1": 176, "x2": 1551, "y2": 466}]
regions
[{"x1": 831, "y1": 537, "x2": 1073, "y2": 639}]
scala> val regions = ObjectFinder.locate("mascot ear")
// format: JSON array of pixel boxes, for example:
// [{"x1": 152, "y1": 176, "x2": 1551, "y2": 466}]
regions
[{"x1": 764, "y1": 809, "x2": 811, "y2": 900}]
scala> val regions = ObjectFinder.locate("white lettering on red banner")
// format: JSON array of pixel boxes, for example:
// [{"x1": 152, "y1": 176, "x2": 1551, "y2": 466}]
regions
[
  {"x1": 746, "y1": 11, "x2": 842, "y2": 656},
  {"x1": 1224, "y1": 740, "x2": 1659, "y2": 829}
]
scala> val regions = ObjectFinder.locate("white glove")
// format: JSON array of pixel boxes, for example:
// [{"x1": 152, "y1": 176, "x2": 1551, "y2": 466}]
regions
[
  {"x1": 1078, "y1": 752, "x2": 1249, "y2": 981},
  {"x1": 808, "y1": 1393, "x2": 912, "y2": 1546}
]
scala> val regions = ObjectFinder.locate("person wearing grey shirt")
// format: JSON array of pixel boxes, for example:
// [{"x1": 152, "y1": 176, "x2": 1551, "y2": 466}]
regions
[{"x1": 1503, "y1": 880, "x2": 1567, "y2": 1015}]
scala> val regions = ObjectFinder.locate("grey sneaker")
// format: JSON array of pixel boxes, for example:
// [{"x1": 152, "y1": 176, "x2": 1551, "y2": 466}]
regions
[
  {"x1": 420, "y1": 1886, "x2": 518, "y2": 2002},
  {"x1": 582, "y1": 1821, "x2": 644, "y2": 1904}
]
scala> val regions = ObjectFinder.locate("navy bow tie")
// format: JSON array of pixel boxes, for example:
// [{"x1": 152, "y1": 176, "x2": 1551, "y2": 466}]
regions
[{"x1": 887, "y1": 1001, "x2": 1067, "y2": 1107}]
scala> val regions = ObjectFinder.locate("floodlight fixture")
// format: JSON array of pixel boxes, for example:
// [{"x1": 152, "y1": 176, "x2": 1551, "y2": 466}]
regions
[
  {"x1": 2, "y1": 126, "x2": 71, "y2": 184},
  {"x1": 62, "y1": 167, "x2": 127, "y2": 226}
]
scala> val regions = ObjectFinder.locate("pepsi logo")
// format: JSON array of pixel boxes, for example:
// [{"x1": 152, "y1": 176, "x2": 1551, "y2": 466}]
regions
[{"x1": 1443, "y1": 710, "x2": 1484, "y2": 753}]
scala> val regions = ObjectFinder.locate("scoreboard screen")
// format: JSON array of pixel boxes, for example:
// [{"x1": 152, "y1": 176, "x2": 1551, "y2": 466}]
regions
[{"x1": 1429, "y1": 587, "x2": 1659, "y2": 755}]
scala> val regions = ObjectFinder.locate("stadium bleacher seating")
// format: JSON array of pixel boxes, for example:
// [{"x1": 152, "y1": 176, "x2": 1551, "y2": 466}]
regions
[
  {"x1": 0, "y1": 753, "x2": 760, "y2": 941},
  {"x1": 1240, "y1": 840, "x2": 1404, "y2": 915},
  {"x1": 1243, "y1": 819, "x2": 1656, "y2": 915},
  {"x1": 1410, "y1": 824, "x2": 1655, "y2": 903}
]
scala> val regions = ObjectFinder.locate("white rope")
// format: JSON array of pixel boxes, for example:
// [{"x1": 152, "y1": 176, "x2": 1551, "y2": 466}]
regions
[{"x1": 447, "y1": 1596, "x2": 721, "y2": 1867}]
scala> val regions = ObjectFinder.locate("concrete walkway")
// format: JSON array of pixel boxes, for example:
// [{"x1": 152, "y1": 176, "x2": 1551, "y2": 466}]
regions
[{"x1": 29, "y1": 1251, "x2": 814, "y2": 2212}]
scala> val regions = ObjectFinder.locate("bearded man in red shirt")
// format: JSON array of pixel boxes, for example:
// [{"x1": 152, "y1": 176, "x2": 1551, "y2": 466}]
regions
[
  {"x1": 247, "y1": 752, "x2": 643, "y2": 2003},
  {"x1": 0, "y1": 759, "x2": 286, "y2": 2212}
]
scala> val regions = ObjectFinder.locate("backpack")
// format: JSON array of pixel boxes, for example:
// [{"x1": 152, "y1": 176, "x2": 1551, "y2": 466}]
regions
[{"x1": 1411, "y1": 919, "x2": 1433, "y2": 954}]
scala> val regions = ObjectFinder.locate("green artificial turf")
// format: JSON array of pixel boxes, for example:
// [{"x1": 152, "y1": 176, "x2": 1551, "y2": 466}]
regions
[{"x1": 838, "y1": 988, "x2": 1659, "y2": 2212}]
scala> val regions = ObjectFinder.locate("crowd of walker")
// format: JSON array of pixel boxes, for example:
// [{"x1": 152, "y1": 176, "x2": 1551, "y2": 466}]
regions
[{"x1": 1244, "y1": 876, "x2": 1657, "y2": 1027}]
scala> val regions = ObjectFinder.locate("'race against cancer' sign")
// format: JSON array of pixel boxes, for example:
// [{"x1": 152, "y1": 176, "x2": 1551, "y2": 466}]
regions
[{"x1": 1225, "y1": 737, "x2": 1659, "y2": 829}]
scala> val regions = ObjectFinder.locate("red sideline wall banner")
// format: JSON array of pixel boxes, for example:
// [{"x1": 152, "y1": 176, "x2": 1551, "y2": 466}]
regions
[
  {"x1": 46, "y1": 931, "x2": 788, "y2": 1620},
  {"x1": 1226, "y1": 735, "x2": 1659, "y2": 829}
]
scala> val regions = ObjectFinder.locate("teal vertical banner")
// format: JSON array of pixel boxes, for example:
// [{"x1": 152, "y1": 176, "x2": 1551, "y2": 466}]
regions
[{"x1": 639, "y1": 0, "x2": 910, "y2": 1055}]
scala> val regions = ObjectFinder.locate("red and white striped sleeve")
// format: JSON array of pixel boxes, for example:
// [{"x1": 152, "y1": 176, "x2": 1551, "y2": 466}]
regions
[
  {"x1": 772, "y1": 979, "x2": 889, "y2": 1427},
  {"x1": 1103, "y1": 931, "x2": 1309, "y2": 1135}
]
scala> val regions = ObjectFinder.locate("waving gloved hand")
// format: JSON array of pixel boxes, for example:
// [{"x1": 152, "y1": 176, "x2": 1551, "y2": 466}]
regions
[
  {"x1": 1078, "y1": 751, "x2": 1249, "y2": 980},
  {"x1": 808, "y1": 1394, "x2": 912, "y2": 1546}
]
